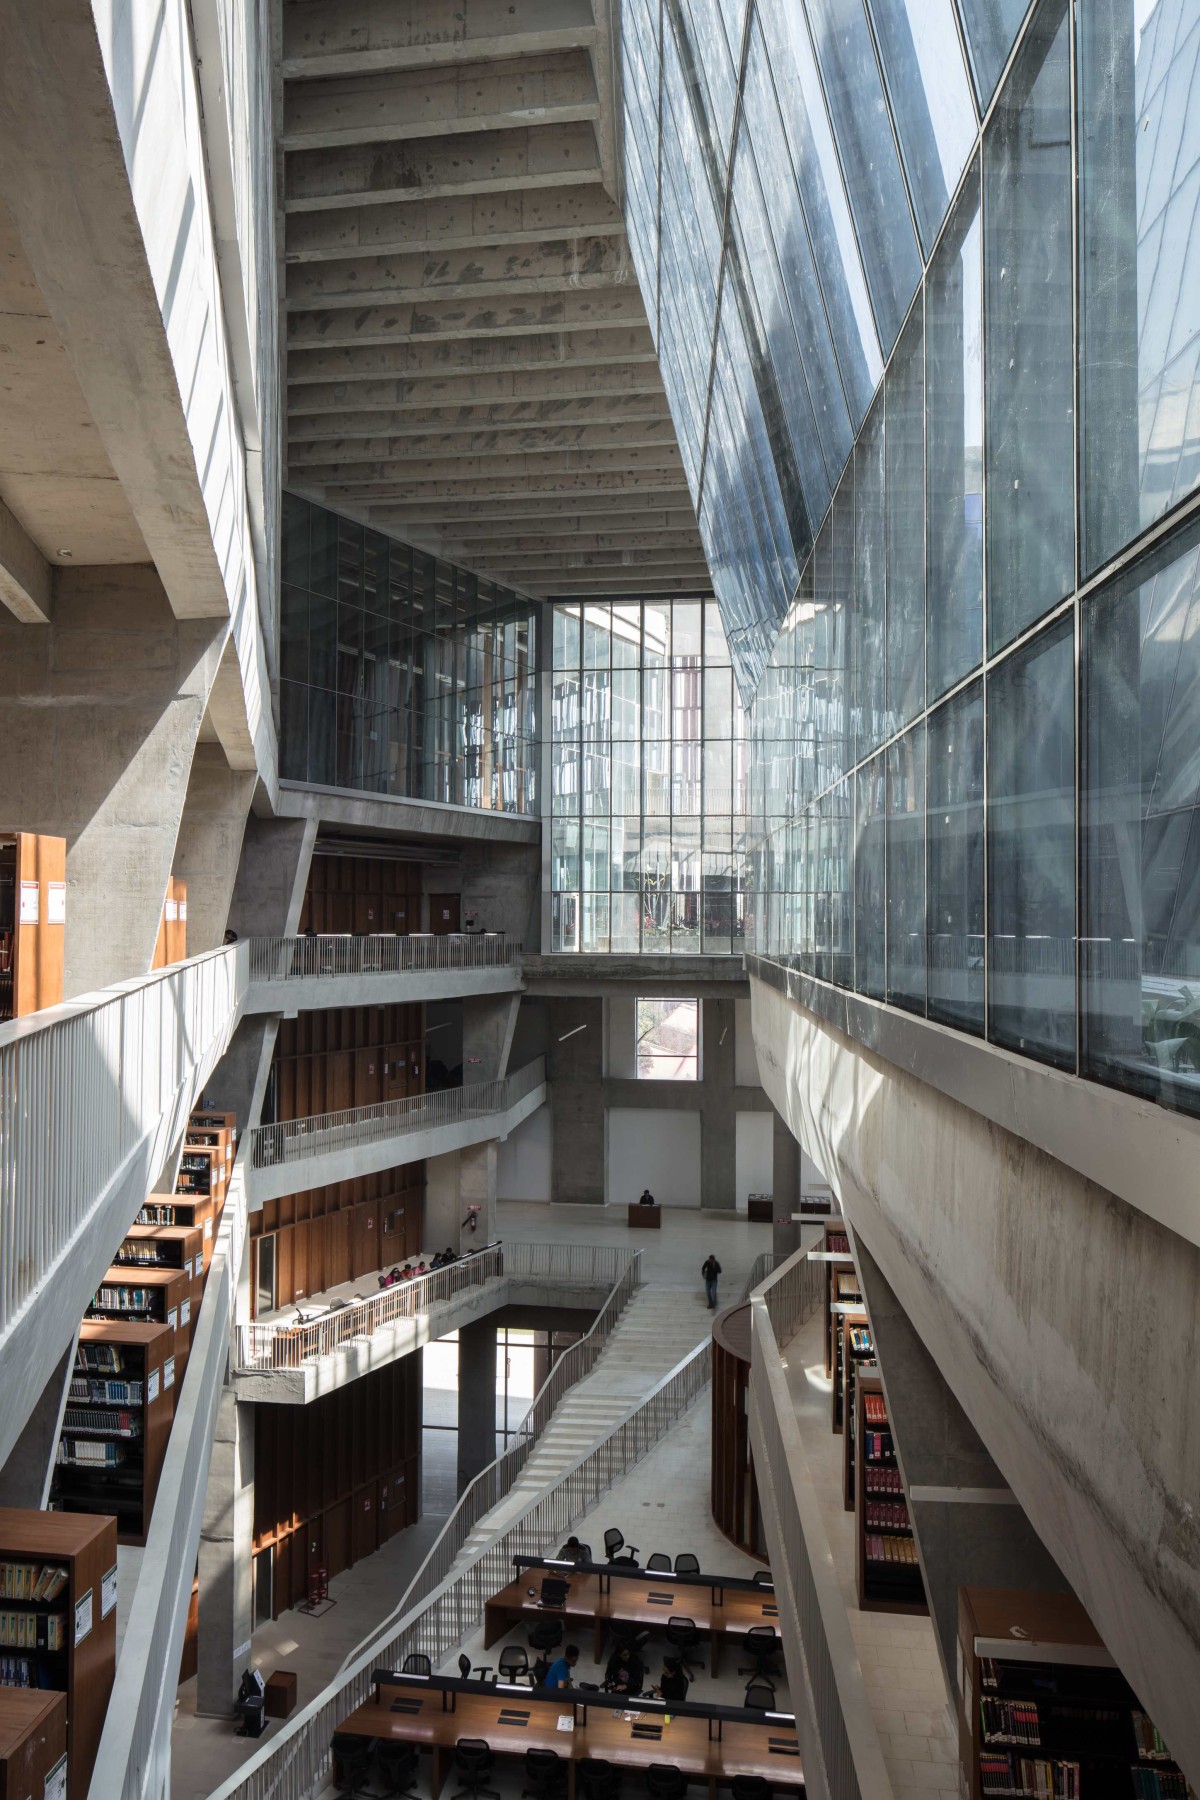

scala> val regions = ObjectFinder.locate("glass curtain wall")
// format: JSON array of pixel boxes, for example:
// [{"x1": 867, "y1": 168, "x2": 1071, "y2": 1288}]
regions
[
  {"x1": 550, "y1": 598, "x2": 747, "y2": 953},
  {"x1": 280, "y1": 494, "x2": 537, "y2": 814}
]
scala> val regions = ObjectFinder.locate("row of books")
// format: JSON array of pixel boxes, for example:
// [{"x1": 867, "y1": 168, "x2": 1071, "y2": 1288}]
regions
[
  {"x1": 76, "y1": 1344, "x2": 124, "y2": 1374},
  {"x1": 864, "y1": 1500, "x2": 910, "y2": 1532},
  {"x1": 62, "y1": 1407, "x2": 140, "y2": 1437},
  {"x1": 94, "y1": 1286, "x2": 157, "y2": 1312},
  {"x1": 114, "y1": 1244, "x2": 169, "y2": 1267},
  {"x1": 828, "y1": 1232, "x2": 850, "y2": 1255},
  {"x1": 0, "y1": 1610, "x2": 65, "y2": 1650},
  {"x1": 1132, "y1": 1711, "x2": 1174, "y2": 1762},
  {"x1": 864, "y1": 1467, "x2": 903, "y2": 1495},
  {"x1": 849, "y1": 1327, "x2": 873, "y2": 1353},
  {"x1": 979, "y1": 1753, "x2": 1080, "y2": 1798},
  {"x1": 981, "y1": 1698, "x2": 1042, "y2": 1747},
  {"x1": 138, "y1": 1202, "x2": 181, "y2": 1225},
  {"x1": 864, "y1": 1535, "x2": 919, "y2": 1566},
  {"x1": 0, "y1": 1563, "x2": 68, "y2": 1602},
  {"x1": 1131, "y1": 1768, "x2": 1190, "y2": 1800},
  {"x1": 57, "y1": 1439, "x2": 127, "y2": 1468},
  {"x1": 863, "y1": 1430, "x2": 895, "y2": 1462},
  {"x1": 0, "y1": 1656, "x2": 57, "y2": 1688},
  {"x1": 69, "y1": 1377, "x2": 142, "y2": 1405},
  {"x1": 862, "y1": 1392, "x2": 888, "y2": 1426}
]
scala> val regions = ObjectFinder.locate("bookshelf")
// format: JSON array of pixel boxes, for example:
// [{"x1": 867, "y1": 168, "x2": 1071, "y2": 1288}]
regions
[
  {"x1": 115, "y1": 1224, "x2": 203, "y2": 1315},
  {"x1": 53, "y1": 1322, "x2": 174, "y2": 1547},
  {"x1": 823, "y1": 1235, "x2": 855, "y2": 1377},
  {"x1": 137, "y1": 1194, "x2": 216, "y2": 1272},
  {"x1": 0, "y1": 1508, "x2": 116, "y2": 1800},
  {"x1": 957, "y1": 1587, "x2": 1190, "y2": 1800},
  {"x1": 855, "y1": 1373, "x2": 926, "y2": 1616},
  {"x1": 830, "y1": 1270, "x2": 865, "y2": 1433},
  {"x1": 88, "y1": 1267, "x2": 191, "y2": 1382},
  {"x1": 0, "y1": 1688, "x2": 67, "y2": 1800},
  {"x1": 841, "y1": 1315, "x2": 876, "y2": 1507}
]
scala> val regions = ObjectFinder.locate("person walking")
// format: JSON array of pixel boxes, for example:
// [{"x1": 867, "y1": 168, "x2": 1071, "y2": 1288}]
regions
[{"x1": 701, "y1": 1253, "x2": 722, "y2": 1310}]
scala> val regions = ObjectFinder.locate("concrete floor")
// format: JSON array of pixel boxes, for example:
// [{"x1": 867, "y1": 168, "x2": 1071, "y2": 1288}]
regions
[{"x1": 782, "y1": 1308, "x2": 959, "y2": 1800}]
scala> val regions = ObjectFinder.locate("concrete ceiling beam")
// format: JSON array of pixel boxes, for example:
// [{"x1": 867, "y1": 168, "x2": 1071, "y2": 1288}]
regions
[
  {"x1": 440, "y1": 531, "x2": 704, "y2": 559},
  {"x1": 287, "y1": 420, "x2": 680, "y2": 463},
  {"x1": 284, "y1": 121, "x2": 600, "y2": 212},
  {"x1": 283, "y1": 0, "x2": 597, "y2": 80},
  {"x1": 361, "y1": 490, "x2": 697, "y2": 527},
  {"x1": 296, "y1": 443, "x2": 683, "y2": 483},
  {"x1": 286, "y1": 363, "x2": 663, "y2": 412},
  {"x1": 286, "y1": 284, "x2": 645, "y2": 350},
  {"x1": 282, "y1": 50, "x2": 598, "y2": 151},
  {"x1": 314, "y1": 469, "x2": 691, "y2": 503},
  {"x1": 286, "y1": 396, "x2": 672, "y2": 438},
  {"x1": 535, "y1": 573, "x2": 714, "y2": 594},
  {"x1": 287, "y1": 326, "x2": 658, "y2": 384},
  {"x1": 284, "y1": 233, "x2": 630, "y2": 311},
  {"x1": 285, "y1": 186, "x2": 626, "y2": 263},
  {"x1": 0, "y1": 493, "x2": 52, "y2": 623}
]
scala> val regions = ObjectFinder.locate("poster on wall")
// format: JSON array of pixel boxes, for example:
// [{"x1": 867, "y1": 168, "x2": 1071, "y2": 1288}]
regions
[
  {"x1": 18, "y1": 880, "x2": 38, "y2": 924},
  {"x1": 47, "y1": 880, "x2": 66, "y2": 924}
]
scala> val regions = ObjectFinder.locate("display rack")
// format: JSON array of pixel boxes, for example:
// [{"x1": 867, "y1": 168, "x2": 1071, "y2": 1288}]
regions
[
  {"x1": 841, "y1": 1315, "x2": 876, "y2": 1507},
  {"x1": 52, "y1": 1322, "x2": 174, "y2": 1548},
  {"x1": 957, "y1": 1587, "x2": 1189, "y2": 1800},
  {"x1": 88, "y1": 1267, "x2": 191, "y2": 1382},
  {"x1": 854, "y1": 1372, "x2": 925, "y2": 1616},
  {"x1": 0, "y1": 1507, "x2": 116, "y2": 1800}
]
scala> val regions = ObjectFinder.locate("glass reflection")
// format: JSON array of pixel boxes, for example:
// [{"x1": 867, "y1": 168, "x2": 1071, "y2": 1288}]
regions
[
  {"x1": 887, "y1": 724, "x2": 926, "y2": 1013},
  {"x1": 867, "y1": 0, "x2": 977, "y2": 254},
  {"x1": 926, "y1": 683, "x2": 985, "y2": 1033},
  {"x1": 957, "y1": 0, "x2": 1032, "y2": 105}
]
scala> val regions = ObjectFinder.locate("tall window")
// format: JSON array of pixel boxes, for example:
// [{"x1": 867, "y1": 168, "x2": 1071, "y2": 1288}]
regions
[
  {"x1": 551, "y1": 598, "x2": 747, "y2": 953},
  {"x1": 636, "y1": 998, "x2": 700, "y2": 1080}
]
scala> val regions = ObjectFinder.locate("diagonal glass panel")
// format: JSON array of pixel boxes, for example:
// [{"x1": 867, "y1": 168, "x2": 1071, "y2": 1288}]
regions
[
  {"x1": 957, "y1": 0, "x2": 1032, "y2": 106},
  {"x1": 866, "y1": 0, "x2": 978, "y2": 254}
]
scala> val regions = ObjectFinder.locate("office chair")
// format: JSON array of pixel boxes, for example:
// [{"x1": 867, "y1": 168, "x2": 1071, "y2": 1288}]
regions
[
  {"x1": 522, "y1": 1747, "x2": 567, "y2": 1800},
  {"x1": 527, "y1": 1616, "x2": 564, "y2": 1655},
  {"x1": 751, "y1": 1571, "x2": 773, "y2": 1588},
  {"x1": 331, "y1": 1733, "x2": 375, "y2": 1798},
  {"x1": 673, "y1": 1552, "x2": 700, "y2": 1577},
  {"x1": 738, "y1": 1625, "x2": 783, "y2": 1679},
  {"x1": 664, "y1": 1616, "x2": 704, "y2": 1675},
  {"x1": 577, "y1": 1757, "x2": 622, "y2": 1800},
  {"x1": 607, "y1": 1620, "x2": 649, "y2": 1655},
  {"x1": 452, "y1": 1737, "x2": 500, "y2": 1800},
  {"x1": 459, "y1": 1654, "x2": 472, "y2": 1680},
  {"x1": 743, "y1": 1680, "x2": 777, "y2": 1712},
  {"x1": 645, "y1": 1552, "x2": 672, "y2": 1573},
  {"x1": 646, "y1": 1765, "x2": 689, "y2": 1800},
  {"x1": 602, "y1": 1528, "x2": 639, "y2": 1564},
  {"x1": 731, "y1": 1777, "x2": 772, "y2": 1800},
  {"x1": 499, "y1": 1644, "x2": 531, "y2": 1684},
  {"x1": 401, "y1": 1652, "x2": 432, "y2": 1676},
  {"x1": 376, "y1": 1740, "x2": 420, "y2": 1799}
]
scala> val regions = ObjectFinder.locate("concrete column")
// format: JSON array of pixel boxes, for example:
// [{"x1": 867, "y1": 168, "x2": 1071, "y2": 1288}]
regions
[
  {"x1": 0, "y1": 1341, "x2": 75, "y2": 1509},
  {"x1": 548, "y1": 998, "x2": 604, "y2": 1204},
  {"x1": 772, "y1": 1115, "x2": 801, "y2": 1259},
  {"x1": 700, "y1": 997, "x2": 736, "y2": 1210},
  {"x1": 172, "y1": 744, "x2": 256, "y2": 953},
  {"x1": 854, "y1": 1234, "x2": 1070, "y2": 1703},
  {"x1": 0, "y1": 567, "x2": 226, "y2": 995},
  {"x1": 463, "y1": 993, "x2": 520, "y2": 1084},
  {"x1": 461, "y1": 839, "x2": 541, "y2": 946},
  {"x1": 460, "y1": 1141, "x2": 498, "y2": 1246},
  {"x1": 456, "y1": 1317, "x2": 498, "y2": 1493},
  {"x1": 197, "y1": 1388, "x2": 256, "y2": 1715}
]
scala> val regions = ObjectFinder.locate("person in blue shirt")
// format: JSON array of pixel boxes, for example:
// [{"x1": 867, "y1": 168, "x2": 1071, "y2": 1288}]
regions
[{"x1": 544, "y1": 1645, "x2": 580, "y2": 1689}]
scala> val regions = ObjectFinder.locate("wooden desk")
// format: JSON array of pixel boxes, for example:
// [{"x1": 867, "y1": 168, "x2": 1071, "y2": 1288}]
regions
[
  {"x1": 484, "y1": 1573, "x2": 781, "y2": 1677},
  {"x1": 336, "y1": 1682, "x2": 802, "y2": 1800},
  {"x1": 627, "y1": 1204, "x2": 661, "y2": 1229}
]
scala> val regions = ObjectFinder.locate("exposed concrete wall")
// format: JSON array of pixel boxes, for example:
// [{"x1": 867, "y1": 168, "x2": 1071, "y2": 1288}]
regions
[
  {"x1": 463, "y1": 992, "x2": 520, "y2": 1084},
  {"x1": 197, "y1": 1390, "x2": 255, "y2": 1715},
  {"x1": 226, "y1": 814, "x2": 316, "y2": 940},
  {"x1": 0, "y1": 566, "x2": 225, "y2": 994},
  {"x1": 173, "y1": 744, "x2": 256, "y2": 953},
  {"x1": 461, "y1": 838, "x2": 542, "y2": 948},
  {"x1": 548, "y1": 997, "x2": 605, "y2": 1204},
  {"x1": 426, "y1": 1143, "x2": 498, "y2": 1252},
  {"x1": 456, "y1": 1316, "x2": 498, "y2": 1492},
  {"x1": 751, "y1": 974, "x2": 1200, "y2": 1785}
]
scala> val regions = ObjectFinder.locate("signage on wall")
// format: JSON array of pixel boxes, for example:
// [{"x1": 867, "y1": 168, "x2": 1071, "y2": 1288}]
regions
[
  {"x1": 165, "y1": 898, "x2": 178, "y2": 921},
  {"x1": 47, "y1": 880, "x2": 66, "y2": 924},
  {"x1": 18, "y1": 881, "x2": 38, "y2": 924}
]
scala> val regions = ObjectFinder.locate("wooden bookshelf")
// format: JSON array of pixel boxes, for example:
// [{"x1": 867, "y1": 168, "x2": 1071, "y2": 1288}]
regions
[
  {"x1": 116, "y1": 1224, "x2": 203, "y2": 1313},
  {"x1": 830, "y1": 1270, "x2": 865, "y2": 1433},
  {"x1": 854, "y1": 1373, "x2": 925, "y2": 1615},
  {"x1": 0, "y1": 1687, "x2": 67, "y2": 1800},
  {"x1": 957, "y1": 1586, "x2": 1189, "y2": 1800},
  {"x1": 175, "y1": 1144, "x2": 225, "y2": 1207},
  {"x1": 54, "y1": 1322, "x2": 175, "y2": 1548},
  {"x1": 89, "y1": 1266, "x2": 191, "y2": 1381},
  {"x1": 137, "y1": 1194, "x2": 217, "y2": 1271},
  {"x1": 0, "y1": 833, "x2": 65, "y2": 1022},
  {"x1": 841, "y1": 1316, "x2": 876, "y2": 1507},
  {"x1": 0, "y1": 1508, "x2": 116, "y2": 1800},
  {"x1": 822, "y1": 1227, "x2": 854, "y2": 1377}
]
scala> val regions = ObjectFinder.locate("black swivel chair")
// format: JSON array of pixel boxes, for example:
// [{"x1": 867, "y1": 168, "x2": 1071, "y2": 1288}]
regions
[
  {"x1": 376, "y1": 1740, "x2": 420, "y2": 1799},
  {"x1": 577, "y1": 1757, "x2": 622, "y2": 1800},
  {"x1": 331, "y1": 1734, "x2": 376, "y2": 1798},
  {"x1": 603, "y1": 1528, "x2": 639, "y2": 1565},
  {"x1": 522, "y1": 1747, "x2": 567, "y2": 1800},
  {"x1": 402, "y1": 1652, "x2": 432, "y2": 1676},
  {"x1": 646, "y1": 1765, "x2": 689, "y2": 1800},
  {"x1": 499, "y1": 1644, "x2": 531, "y2": 1684},
  {"x1": 673, "y1": 1553, "x2": 700, "y2": 1577},
  {"x1": 459, "y1": 1654, "x2": 472, "y2": 1681},
  {"x1": 645, "y1": 1552, "x2": 672, "y2": 1573},
  {"x1": 731, "y1": 1777, "x2": 772, "y2": 1800},
  {"x1": 607, "y1": 1620, "x2": 649, "y2": 1655},
  {"x1": 664, "y1": 1616, "x2": 704, "y2": 1676},
  {"x1": 738, "y1": 1625, "x2": 783, "y2": 1679},
  {"x1": 751, "y1": 1571, "x2": 773, "y2": 1588},
  {"x1": 527, "y1": 1615, "x2": 564, "y2": 1656},
  {"x1": 452, "y1": 1737, "x2": 500, "y2": 1800},
  {"x1": 743, "y1": 1680, "x2": 777, "y2": 1712}
]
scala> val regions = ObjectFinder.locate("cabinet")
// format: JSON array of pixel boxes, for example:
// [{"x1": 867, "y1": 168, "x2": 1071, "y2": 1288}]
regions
[
  {"x1": 88, "y1": 1267, "x2": 191, "y2": 1382},
  {"x1": 0, "y1": 1688, "x2": 67, "y2": 1800},
  {"x1": 53, "y1": 1323, "x2": 174, "y2": 1548}
]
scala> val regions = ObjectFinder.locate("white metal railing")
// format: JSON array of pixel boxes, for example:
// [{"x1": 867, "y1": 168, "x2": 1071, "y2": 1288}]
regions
[
  {"x1": 207, "y1": 1328, "x2": 706, "y2": 1800},
  {"x1": 246, "y1": 932, "x2": 522, "y2": 983},
  {"x1": 247, "y1": 1055, "x2": 546, "y2": 1170},
  {"x1": 742, "y1": 1248, "x2": 785, "y2": 1299},
  {"x1": 748, "y1": 1239, "x2": 890, "y2": 1800},
  {"x1": 0, "y1": 944, "x2": 245, "y2": 1342},
  {"x1": 90, "y1": 1162, "x2": 249, "y2": 1800}
]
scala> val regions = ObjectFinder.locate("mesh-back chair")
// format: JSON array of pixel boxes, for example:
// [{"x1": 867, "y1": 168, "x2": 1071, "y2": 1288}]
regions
[
  {"x1": 646, "y1": 1766, "x2": 688, "y2": 1800},
  {"x1": 331, "y1": 1734, "x2": 375, "y2": 1799},
  {"x1": 577, "y1": 1758, "x2": 622, "y2": 1800},
  {"x1": 499, "y1": 1644, "x2": 531, "y2": 1684},
  {"x1": 603, "y1": 1528, "x2": 639, "y2": 1564},
  {"x1": 452, "y1": 1738, "x2": 500, "y2": 1800},
  {"x1": 522, "y1": 1747, "x2": 567, "y2": 1800},
  {"x1": 645, "y1": 1552, "x2": 672, "y2": 1573},
  {"x1": 673, "y1": 1553, "x2": 700, "y2": 1577},
  {"x1": 376, "y1": 1740, "x2": 420, "y2": 1800},
  {"x1": 401, "y1": 1652, "x2": 432, "y2": 1676},
  {"x1": 664, "y1": 1616, "x2": 704, "y2": 1676},
  {"x1": 458, "y1": 1654, "x2": 472, "y2": 1680},
  {"x1": 527, "y1": 1615, "x2": 564, "y2": 1654},
  {"x1": 743, "y1": 1680, "x2": 777, "y2": 1712},
  {"x1": 607, "y1": 1620, "x2": 649, "y2": 1655},
  {"x1": 731, "y1": 1777, "x2": 772, "y2": 1800},
  {"x1": 738, "y1": 1625, "x2": 782, "y2": 1679}
]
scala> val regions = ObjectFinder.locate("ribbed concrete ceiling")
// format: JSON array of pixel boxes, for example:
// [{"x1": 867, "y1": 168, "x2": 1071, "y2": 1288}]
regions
[{"x1": 279, "y1": 0, "x2": 711, "y2": 597}]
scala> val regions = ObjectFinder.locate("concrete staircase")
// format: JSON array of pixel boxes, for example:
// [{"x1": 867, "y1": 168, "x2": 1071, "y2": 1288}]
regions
[{"x1": 456, "y1": 1287, "x2": 710, "y2": 1560}]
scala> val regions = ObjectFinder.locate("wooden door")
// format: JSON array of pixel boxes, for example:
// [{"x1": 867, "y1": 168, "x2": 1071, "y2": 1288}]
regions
[
  {"x1": 276, "y1": 1231, "x2": 295, "y2": 1308},
  {"x1": 354, "y1": 892, "x2": 383, "y2": 935},
  {"x1": 350, "y1": 1201, "x2": 379, "y2": 1279},
  {"x1": 352, "y1": 1483, "x2": 378, "y2": 1564},
  {"x1": 353, "y1": 1046, "x2": 383, "y2": 1107},
  {"x1": 429, "y1": 893, "x2": 460, "y2": 934},
  {"x1": 291, "y1": 1221, "x2": 309, "y2": 1301},
  {"x1": 324, "y1": 1500, "x2": 350, "y2": 1580},
  {"x1": 325, "y1": 1209, "x2": 351, "y2": 1289}
]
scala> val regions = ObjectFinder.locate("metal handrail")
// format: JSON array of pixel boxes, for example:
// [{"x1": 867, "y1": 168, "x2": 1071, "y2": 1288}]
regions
[
  {"x1": 247, "y1": 1055, "x2": 546, "y2": 1170},
  {"x1": 206, "y1": 1331, "x2": 708, "y2": 1800},
  {"x1": 742, "y1": 1249, "x2": 785, "y2": 1299},
  {"x1": 246, "y1": 932, "x2": 523, "y2": 982},
  {"x1": 0, "y1": 944, "x2": 245, "y2": 1343}
]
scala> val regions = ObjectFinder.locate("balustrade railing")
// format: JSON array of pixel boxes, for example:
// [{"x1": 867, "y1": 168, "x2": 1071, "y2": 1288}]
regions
[{"x1": 246, "y1": 933, "x2": 522, "y2": 983}]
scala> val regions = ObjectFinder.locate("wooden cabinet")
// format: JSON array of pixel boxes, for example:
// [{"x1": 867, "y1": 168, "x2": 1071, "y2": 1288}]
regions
[
  {"x1": 55, "y1": 1322, "x2": 174, "y2": 1548},
  {"x1": 0, "y1": 833, "x2": 65, "y2": 1021},
  {"x1": 0, "y1": 1509, "x2": 117, "y2": 1800},
  {"x1": 89, "y1": 1266, "x2": 191, "y2": 1383},
  {"x1": 0, "y1": 1688, "x2": 67, "y2": 1800}
]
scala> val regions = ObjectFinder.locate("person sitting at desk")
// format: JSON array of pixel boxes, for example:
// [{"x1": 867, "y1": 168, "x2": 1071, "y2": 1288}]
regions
[
  {"x1": 545, "y1": 1645, "x2": 580, "y2": 1689},
  {"x1": 603, "y1": 1643, "x2": 644, "y2": 1697},
  {"x1": 558, "y1": 1536, "x2": 585, "y2": 1563},
  {"x1": 655, "y1": 1657, "x2": 690, "y2": 1703},
  {"x1": 638, "y1": 1188, "x2": 656, "y2": 1206}
]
